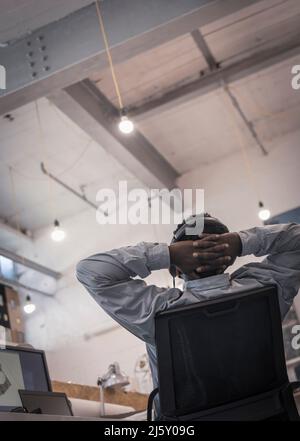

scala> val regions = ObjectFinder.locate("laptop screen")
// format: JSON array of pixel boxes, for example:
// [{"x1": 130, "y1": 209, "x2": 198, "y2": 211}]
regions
[
  {"x1": 0, "y1": 346, "x2": 51, "y2": 412},
  {"x1": 19, "y1": 390, "x2": 73, "y2": 416}
]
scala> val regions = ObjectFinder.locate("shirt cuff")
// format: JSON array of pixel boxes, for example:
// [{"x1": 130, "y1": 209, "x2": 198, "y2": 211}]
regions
[
  {"x1": 147, "y1": 243, "x2": 170, "y2": 271},
  {"x1": 238, "y1": 230, "x2": 259, "y2": 256}
]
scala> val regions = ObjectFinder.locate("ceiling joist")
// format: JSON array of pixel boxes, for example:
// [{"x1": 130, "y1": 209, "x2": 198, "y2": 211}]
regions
[
  {"x1": 49, "y1": 80, "x2": 179, "y2": 190},
  {"x1": 129, "y1": 35, "x2": 300, "y2": 121}
]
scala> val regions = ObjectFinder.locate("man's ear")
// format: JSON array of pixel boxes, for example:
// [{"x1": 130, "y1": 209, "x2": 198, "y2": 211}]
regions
[{"x1": 176, "y1": 268, "x2": 182, "y2": 278}]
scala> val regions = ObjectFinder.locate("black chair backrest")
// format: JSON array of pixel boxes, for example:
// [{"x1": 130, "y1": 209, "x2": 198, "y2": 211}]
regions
[{"x1": 155, "y1": 285, "x2": 289, "y2": 419}]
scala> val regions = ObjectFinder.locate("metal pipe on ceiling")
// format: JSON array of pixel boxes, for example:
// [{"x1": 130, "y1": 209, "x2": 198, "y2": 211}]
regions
[
  {"x1": 40, "y1": 162, "x2": 107, "y2": 215},
  {"x1": 222, "y1": 82, "x2": 268, "y2": 156}
]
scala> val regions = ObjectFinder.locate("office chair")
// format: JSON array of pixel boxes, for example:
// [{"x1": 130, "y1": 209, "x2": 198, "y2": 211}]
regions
[{"x1": 153, "y1": 285, "x2": 300, "y2": 421}]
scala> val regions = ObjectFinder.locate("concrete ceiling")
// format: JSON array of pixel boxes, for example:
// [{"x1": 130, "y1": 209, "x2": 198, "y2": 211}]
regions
[
  {"x1": 0, "y1": 0, "x2": 299, "y2": 234},
  {"x1": 137, "y1": 55, "x2": 300, "y2": 173},
  {"x1": 92, "y1": 0, "x2": 300, "y2": 173},
  {"x1": 89, "y1": 33, "x2": 208, "y2": 109},
  {"x1": 204, "y1": 0, "x2": 300, "y2": 65},
  {"x1": 94, "y1": 0, "x2": 299, "y2": 108}
]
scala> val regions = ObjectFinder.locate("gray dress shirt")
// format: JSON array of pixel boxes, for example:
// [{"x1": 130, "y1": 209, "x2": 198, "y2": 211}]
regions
[{"x1": 76, "y1": 223, "x2": 300, "y2": 416}]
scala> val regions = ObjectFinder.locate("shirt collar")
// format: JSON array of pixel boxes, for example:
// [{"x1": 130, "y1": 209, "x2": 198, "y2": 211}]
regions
[{"x1": 184, "y1": 273, "x2": 230, "y2": 292}]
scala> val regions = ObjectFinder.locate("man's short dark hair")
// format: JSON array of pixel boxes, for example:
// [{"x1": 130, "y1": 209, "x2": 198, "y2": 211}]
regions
[
  {"x1": 171, "y1": 213, "x2": 229, "y2": 244},
  {"x1": 169, "y1": 214, "x2": 229, "y2": 282}
]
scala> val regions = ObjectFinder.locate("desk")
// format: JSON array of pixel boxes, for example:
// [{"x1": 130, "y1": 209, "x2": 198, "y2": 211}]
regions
[{"x1": 0, "y1": 413, "x2": 118, "y2": 421}]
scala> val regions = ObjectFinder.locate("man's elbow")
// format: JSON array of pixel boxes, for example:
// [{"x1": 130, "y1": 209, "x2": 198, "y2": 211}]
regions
[
  {"x1": 75, "y1": 258, "x2": 111, "y2": 289},
  {"x1": 76, "y1": 259, "x2": 89, "y2": 284}
]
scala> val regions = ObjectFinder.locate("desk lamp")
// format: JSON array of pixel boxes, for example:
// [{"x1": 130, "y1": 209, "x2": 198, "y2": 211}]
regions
[{"x1": 97, "y1": 362, "x2": 129, "y2": 416}]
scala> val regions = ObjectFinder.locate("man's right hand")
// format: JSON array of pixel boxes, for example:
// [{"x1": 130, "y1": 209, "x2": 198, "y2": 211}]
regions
[
  {"x1": 192, "y1": 232, "x2": 242, "y2": 274},
  {"x1": 169, "y1": 237, "x2": 231, "y2": 278}
]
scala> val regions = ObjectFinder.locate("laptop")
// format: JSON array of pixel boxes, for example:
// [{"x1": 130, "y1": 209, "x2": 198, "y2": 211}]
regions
[{"x1": 19, "y1": 390, "x2": 73, "y2": 416}]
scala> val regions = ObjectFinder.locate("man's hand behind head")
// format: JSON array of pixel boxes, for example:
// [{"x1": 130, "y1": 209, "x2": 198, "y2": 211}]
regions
[
  {"x1": 193, "y1": 232, "x2": 242, "y2": 274},
  {"x1": 169, "y1": 237, "x2": 232, "y2": 279}
]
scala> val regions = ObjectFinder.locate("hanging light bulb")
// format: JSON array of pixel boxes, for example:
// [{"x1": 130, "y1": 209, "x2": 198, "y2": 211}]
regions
[
  {"x1": 95, "y1": 2, "x2": 133, "y2": 136},
  {"x1": 118, "y1": 115, "x2": 134, "y2": 134},
  {"x1": 258, "y1": 201, "x2": 271, "y2": 221},
  {"x1": 51, "y1": 219, "x2": 66, "y2": 242},
  {"x1": 24, "y1": 295, "x2": 36, "y2": 314}
]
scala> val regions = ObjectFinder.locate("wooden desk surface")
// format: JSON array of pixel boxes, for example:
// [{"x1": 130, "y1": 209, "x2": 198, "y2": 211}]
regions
[
  {"x1": 0, "y1": 413, "x2": 117, "y2": 421},
  {"x1": 52, "y1": 380, "x2": 148, "y2": 411}
]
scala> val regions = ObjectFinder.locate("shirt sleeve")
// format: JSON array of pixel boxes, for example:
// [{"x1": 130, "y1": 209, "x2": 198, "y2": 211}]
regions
[
  {"x1": 232, "y1": 223, "x2": 300, "y2": 314},
  {"x1": 76, "y1": 242, "x2": 182, "y2": 344}
]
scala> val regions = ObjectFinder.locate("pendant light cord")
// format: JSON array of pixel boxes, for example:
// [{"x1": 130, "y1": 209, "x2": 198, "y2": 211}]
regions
[
  {"x1": 35, "y1": 100, "x2": 56, "y2": 222},
  {"x1": 221, "y1": 85, "x2": 261, "y2": 203},
  {"x1": 95, "y1": 0, "x2": 124, "y2": 111},
  {"x1": 8, "y1": 167, "x2": 22, "y2": 234},
  {"x1": 8, "y1": 167, "x2": 26, "y2": 265}
]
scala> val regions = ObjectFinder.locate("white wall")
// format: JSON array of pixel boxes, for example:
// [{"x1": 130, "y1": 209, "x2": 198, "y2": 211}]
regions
[{"x1": 46, "y1": 326, "x2": 146, "y2": 388}]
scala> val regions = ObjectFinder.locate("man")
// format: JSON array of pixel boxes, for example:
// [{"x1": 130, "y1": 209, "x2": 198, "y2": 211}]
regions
[{"x1": 76, "y1": 214, "x2": 300, "y2": 417}]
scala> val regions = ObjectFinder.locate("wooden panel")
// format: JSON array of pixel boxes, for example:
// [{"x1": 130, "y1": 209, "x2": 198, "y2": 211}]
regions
[
  {"x1": 52, "y1": 380, "x2": 148, "y2": 411},
  {"x1": 4, "y1": 286, "x2": 25, "y2": 344},
  {"x1": 0, "y1": 284, "x2": 10, "y2": 329}
]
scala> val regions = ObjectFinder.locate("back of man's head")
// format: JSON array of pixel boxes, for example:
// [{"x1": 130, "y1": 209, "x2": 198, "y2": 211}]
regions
[
  {"x1": 171, "y1": 213, "x2": 229, "y2": 242},
  {"x1": 170, "y1": 213, "x2": 229, "y2": 280}
]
